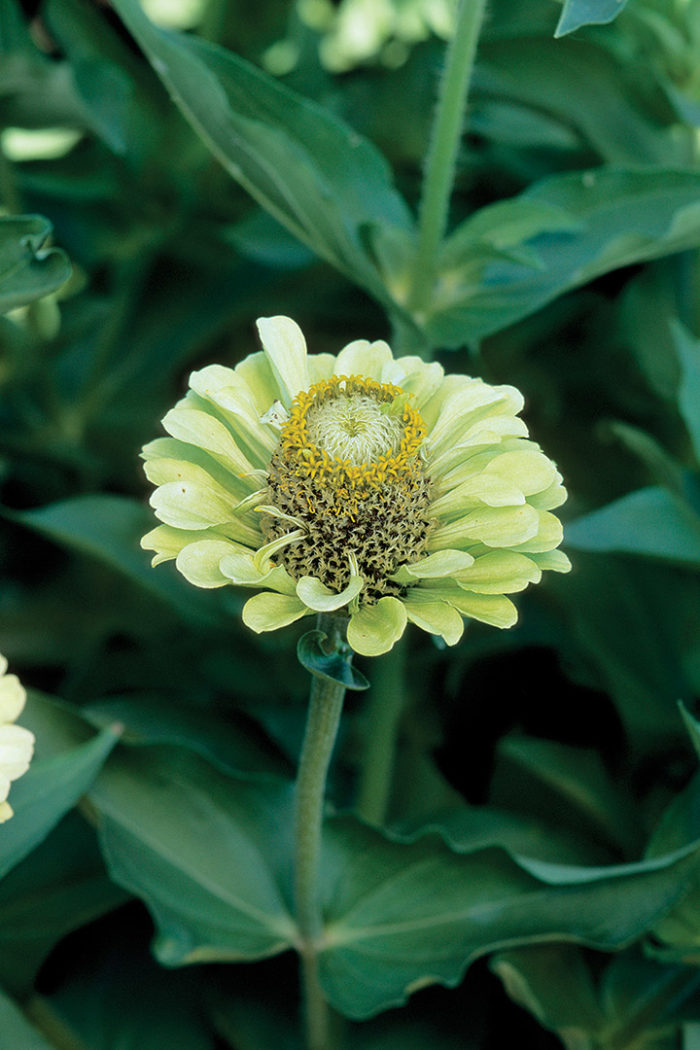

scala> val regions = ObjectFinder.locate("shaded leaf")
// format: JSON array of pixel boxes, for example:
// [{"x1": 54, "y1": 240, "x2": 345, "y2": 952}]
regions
[
  {"x1": 555, "y1": 0, "x2": 630, "y2": 38},
  {"x1": 0, "y1": 987, "x2": 56, "y2": 1050},
  {"x1": 431, "y1": 169, "x2": 700, "y2": 345},
  {"x1": 318, "y1": 815, "x2": 700, "y2": 1018},
  {"x1": 2, "y1": 495, "x2": 225, "y2": 624},
  {"x1": 672, "y1": 321, "x2": 700, "y2": 464},
  {"x1": 90, "y1": 745, "x2": 297, "y2": 963},
  {"x1": 0, "y1": 215, "x2": 71, "y2": 313},
  {"x1": 565, "y1": 486, "x2": 700, "y2": 568},
  {"x1": 0, "y1": 703, "x2": 119, "y2": 879},
  {"x1": 110, "y1": 0, "x2": 412, "y2": 309}
]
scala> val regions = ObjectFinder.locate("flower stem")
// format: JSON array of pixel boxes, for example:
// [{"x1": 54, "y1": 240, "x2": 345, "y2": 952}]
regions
[
  {"x1": 355, "y1": 637, "x2": 407, "y2": 826},
  {"x1": 295, "y1": 614, "x2": 347, "y2": 1050},
  {"x1": 407, "y1": 0, "x2": 488, "y2": 317}
]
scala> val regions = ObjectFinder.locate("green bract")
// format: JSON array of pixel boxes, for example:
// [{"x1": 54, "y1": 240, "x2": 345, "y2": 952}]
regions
[
  {"x1": 0, "y1": 654, "x2": 35, "y2": 823},
  {"x1": 141, "y1": 317, "x2": 570, "y2": 655}
]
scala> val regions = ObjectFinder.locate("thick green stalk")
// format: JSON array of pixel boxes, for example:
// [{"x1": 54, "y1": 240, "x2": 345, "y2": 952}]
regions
[
  {"x1": 355, "y1": 638, "x2": 407, "y2": 826},
  {"x1": 407, "y1": 0, "x2": 488, "y2": 317},
  {"x1": 295, "y1": 615, "x2": 347, "y2": 1050}
]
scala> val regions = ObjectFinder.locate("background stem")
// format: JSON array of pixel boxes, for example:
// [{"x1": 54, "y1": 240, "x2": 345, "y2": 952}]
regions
[
  {"x1": 294, "y1": 614, "x2": 347, "y2": 1050},
  {"x1": 355, "y1": 637, "x2": 407, "y2": 827},
  {"x1": 407, "y1": 0, "x2": 488, "y2": 317}
]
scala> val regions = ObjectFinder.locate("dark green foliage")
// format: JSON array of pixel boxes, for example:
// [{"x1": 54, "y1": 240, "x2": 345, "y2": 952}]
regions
[{"x1": 2, "y1": 0, "x2": 700, "y2": 1046}]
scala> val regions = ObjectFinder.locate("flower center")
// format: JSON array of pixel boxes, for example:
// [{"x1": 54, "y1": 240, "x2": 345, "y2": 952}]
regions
[{"x1": 262, "y1": 375, "x2": 433, "y2": 604}]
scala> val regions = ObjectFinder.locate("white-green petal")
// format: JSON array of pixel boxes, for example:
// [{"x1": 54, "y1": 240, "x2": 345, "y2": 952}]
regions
[
  {"x1": 175, "y1": 539, "x2": 239, "y2": 589},
  {"x1": 257, "y1": 316, "x2": 310, "y2": 409},
  {"x1": 528, "y1": 549, "x2": 572, "y2": 573},
  {"x1": 403, "y1": 596, "x2": 464, "y2": 646},
  {"x1": 347, "y1": 596, "x2": 407, "y2": 657},
  {"x1": 296, "y1": 572, "x2": 364, "y2": 612},
  {"x1": 308, "y1": 352, "x2": 336, "y2": 383},
  {"x1": 189, "y1": 365, "x2": 277, "y2": 462},
  {"x1": 0, "y1": 723, "x2": 35, "y2": 779},
  {"x1": 333, "y1": 338, "x2": 393, "y2": 379},
  {"x1": 455, "y1": 551, "x2": 542, "y2": 594},
  {"x1": 162, "y1": 406, "x2": 257, "y2": 480},
  {"x1": 484, "y1": 449, "x2": 557, "y2": 496},
  {"x1": 0, "y1": 674, "x2": 25, "y2": 723},
  {"x1": 141, "y1": 524, "x2": 198, "y2": 565},
  {"x1": 382, "y1": 357, "x2": 444, "y2": 406},
  {"x1": 235, "y1": 351, "x2": 279, "y2": 414},
  {"x1": 528, "y1": 479, "x2": 568, "y2": 511},
  {"x1": 510, "y1": 510, "x2": 564, "y2": 553},
  {"x1": 391, "y1": 549, "x2": 474, "y2": 584},
  {"x1": 242, "y1": 592, "x2": 310, "y2": 633},
  {"x1": 150, "y1": 478, "x2": 236, "y2": 531},
  {"x1": 429, "y1": 474, "x2": 526, "y2": 519},
  {"x1": 429, "y1": 504, "x2": 540, "y2": 550},
  {"x1": 422, "y1": 587, "x2": 518, "y2": 629},
  {"x1": 220, "y1": 549, "x2": 297, "y2": 594}
]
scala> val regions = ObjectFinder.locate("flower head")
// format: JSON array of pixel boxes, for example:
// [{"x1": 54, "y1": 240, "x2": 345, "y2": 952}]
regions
[
  {"x1": 0, "y1": 654, "x2": 35, "y2": 822},
  {"x1": 141, "y1": 317, "x2": 570, "y2": 656}
]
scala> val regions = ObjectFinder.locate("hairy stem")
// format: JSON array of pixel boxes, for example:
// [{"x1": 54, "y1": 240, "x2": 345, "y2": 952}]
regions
[
  {"x1": 407, "y1": 0, "x2": 488, "y2": 317},
  {"x1": 295, "y1": 614, "x2": 347, "y2": 1050}
]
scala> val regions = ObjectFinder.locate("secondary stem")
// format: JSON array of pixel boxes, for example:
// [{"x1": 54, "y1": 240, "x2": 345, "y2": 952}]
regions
[
  {"x1": 407, "y1": 0, "x2": 488, "y2": 316},
  {"x1": 295, "y1": 614, "x2": 347, "y2": 1050},
  {"x1": 355, "y1": 637, "x2": 407, "y2": 826}
]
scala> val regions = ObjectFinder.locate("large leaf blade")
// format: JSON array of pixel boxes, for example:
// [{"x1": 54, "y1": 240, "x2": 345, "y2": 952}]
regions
[
  {"x1": 90, "y1": 746, "x2": 297, "y2": 963},
  {"x1": 431, "y1": 169, "x2": 700, "y2": 344},
  {"x1": 319, "y1": 816, "x2": 700, "y2": 1018},
  {"x1": 109, "y1": 0, "x2": 412, "y2": 308}
]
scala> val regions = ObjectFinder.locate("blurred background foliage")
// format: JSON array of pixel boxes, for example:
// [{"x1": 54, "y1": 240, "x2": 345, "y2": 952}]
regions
[{"x1": 1, "y1": 0, "x2": 700, "y2": 1047}]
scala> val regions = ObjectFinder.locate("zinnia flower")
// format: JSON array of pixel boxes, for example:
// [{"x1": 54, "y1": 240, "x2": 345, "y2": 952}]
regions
[
  {"x1": 141, "y1": 317, "x2": 570, "y2": 656},
  {"x1": 0, "y1": 654, "x2": 35, "y2": 822}
]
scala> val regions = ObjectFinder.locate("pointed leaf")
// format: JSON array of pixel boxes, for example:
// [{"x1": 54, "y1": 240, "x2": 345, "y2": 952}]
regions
[
  {"x1": 0, "y1": 215, "x2": 71, "y2": 313},
  {"x1": 90, "y1": 746, "x2": 297, "y2": 963},
  {"x1": 297, "y1": 630, "x2": 370, "y2": 692},
  {"x1": 110, "y1": 0, "x2": 412, "y2": 308},
  {"x1": 555, "y1": 0, "x2": 630, "y2": 37},
  {"x1": 319, "y1": 815, "x2": 700, "y2": 1018}
]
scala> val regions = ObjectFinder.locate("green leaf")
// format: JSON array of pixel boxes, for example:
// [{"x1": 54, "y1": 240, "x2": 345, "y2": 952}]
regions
[
  {"x1": 318, "y1": 816, "x2": 700, "y2": 1018},
  {"x1": 431, "y1": 169, "x2": 700, "y2": 345},
  {"x1": 565, "y1": 486, "x2": 700, "y2": 568},
  {"x1": 109, "y1": 0, "x2": 412, "y2": 309},
  {"x1": 491, "y1": 944, "x2": 605, "y2": 1042},
  {"x1": 0, "y1": 987, "x2": 56, "y2": 1050},
  {"x1": 0, "y1": 707, "x2": 119, "y2": 880},
  {"x1": 0, "y1": 215, "x2": 71, "y2": 313},
  {"x1": 679, "y1": 703, "x2": 700, "y2": 762},
  {"x1": 555, "y1": 0, "x2": 630, "y2": 38},
  {"x1": 297, "y1": 630, "x2": 370, "y2": 692},
  {"x1": 672, "y1": 321, "x2": 700, "y2": 464},
  {"x1": 90, "y1": 745, "x2": 297, "y2": 963},
  {"x1": 2, "y1": 495, "x2": 224, "y2": 625},
  {"x1": 0, "y1": 813, "x2": 127, "y2": 997},
  {"x1": 492, "y1": 735, "x2": 641, "y2": 856}
]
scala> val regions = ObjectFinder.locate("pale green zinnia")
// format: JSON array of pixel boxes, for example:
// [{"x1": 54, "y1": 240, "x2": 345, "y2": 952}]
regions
[
  {"x1": 141, "y1": 317, "x2": 570, "y2": 656},
  {"x1": 0, "y1": 654, "x2": 35, "y2": 822}
]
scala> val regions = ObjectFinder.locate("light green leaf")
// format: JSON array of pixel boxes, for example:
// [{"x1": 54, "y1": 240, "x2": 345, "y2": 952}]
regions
[
  {"x1": 672, "y1": 321, "x2": 700, "y2": 464},
  {"x1": 555, "y1": 0, "x2": 630, "y2": 38},
  {"x1": 565, "y1": 486, "x2": 700, "y2": 568},
  {"x1": 90, "y1": 745, "x2": 297, "y2": 963},
  {"x1": 0, "y1": 987, "x2": 57, "y2": 1050},
  {"x1": 431, "y1": 170, "x2": 700, "y2": 345},
  {"x1": 0, "y1": 705, "x2": 119, "y2": 879},
  {"x1": 0, "y1": 215, "x2": 71, "y2": 313},
  {"x1": 319, "y1": 816, "x2": 700, "y2": 1018},
  {"x1": 109, "y1": 0, "x2": 413, "y2": 309}
]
